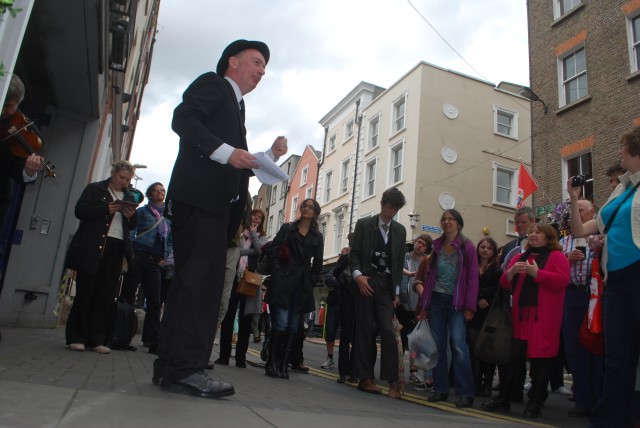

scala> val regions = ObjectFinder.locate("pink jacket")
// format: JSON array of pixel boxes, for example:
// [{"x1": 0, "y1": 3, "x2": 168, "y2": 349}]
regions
[{"x1": 500, "y1": 250, "x2": 570, "y2": 358}]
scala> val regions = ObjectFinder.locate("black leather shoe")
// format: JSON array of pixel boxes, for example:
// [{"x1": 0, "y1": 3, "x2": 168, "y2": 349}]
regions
[
  {"x1": 568, "y1": 407, "x2": 590, "y2": 417},
  {"x1": 523, "y1": 402, "x2": 541, "y2": 418},
  {"x1": 148, "y1": 344, "x2": 158, "y2": 355},
  {"x1": 152, "y1": 359, "x2": 164, "y2": 385},
  {"x1": 481, "y1": 397, "x2": 511, "y2": 412},
  {"x1": 214, "y1": 357, "x2": 229, "y2": 366},
  {"x1": 337, "y1": 375, "x2": 347, "y2": 384},
  {"x1": 161, "y1": 371, "x2": 235, "y2": 398},
  {"x1": 428, "y1": 392, "x2": 449, "y2": 403},
  {"x1": 455, "y1": 396, "x2": 474, "y2": 408},
  {"x1": 235, "y1": 360, "x2": 247, "y2": 368}
]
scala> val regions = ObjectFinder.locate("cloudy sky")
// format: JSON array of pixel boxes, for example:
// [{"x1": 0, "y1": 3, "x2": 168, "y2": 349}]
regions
[{"x1": 130, "y1": 0, "x2": 530, "y2": 196}]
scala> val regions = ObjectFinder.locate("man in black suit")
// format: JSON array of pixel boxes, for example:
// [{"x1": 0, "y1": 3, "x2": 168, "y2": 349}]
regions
[
  {"x1": 499, "y1": 206, "x2": 535, "y2": 268},
  {"x1": 349, "y1": 187, "x2": 407, "y2": 399},
  {"x1": 154, "y1": 40, "x2": 287, "y2": 398}
]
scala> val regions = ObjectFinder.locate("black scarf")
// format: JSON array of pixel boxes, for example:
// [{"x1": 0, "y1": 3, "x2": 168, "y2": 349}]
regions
[{"x1": 511, "y1": 247, "x2": 551, "y2": 321}]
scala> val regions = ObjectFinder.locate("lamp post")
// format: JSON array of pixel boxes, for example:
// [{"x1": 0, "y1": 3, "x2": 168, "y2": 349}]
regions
[
  {"x1": 408, "y1": 208, "x2": 420, "y2": 240},
  {"x1": 132, "y1": 163, "x2": 147, "y2": 189}
]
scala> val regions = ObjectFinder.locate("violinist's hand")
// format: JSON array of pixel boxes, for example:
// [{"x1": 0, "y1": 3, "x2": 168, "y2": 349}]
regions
[{"x1": 24, "y1": 153, "x2": 42, "y2": 177}]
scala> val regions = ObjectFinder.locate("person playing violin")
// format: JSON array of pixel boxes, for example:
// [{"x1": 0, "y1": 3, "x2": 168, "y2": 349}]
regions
[{"x1": 0, "y1": 74, "x2": 44, "y2": 228}]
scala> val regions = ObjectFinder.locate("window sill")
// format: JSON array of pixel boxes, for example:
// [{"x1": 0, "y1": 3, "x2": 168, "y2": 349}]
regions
[
  {"x1": 551, "y1": 3, "x2": 584, "y2": 27},
  {"x1": 494, "y1": 132, "x2": 518, "y2": 141},
  {"x1": 627, "y1": 70, "x2": 640, "y2": 82},
  {"x1": 361, "y1": 194, "x2": 376, "y2": 203},
  {"x1": 365, "y1": 145, "x2": 379, "y2": 156},
  {"x1": 389, "y1": 127, "x2": 406, "y2": 140},
  {"x1": 556, "y1": 95, "x2": 592, "y2": 115}
]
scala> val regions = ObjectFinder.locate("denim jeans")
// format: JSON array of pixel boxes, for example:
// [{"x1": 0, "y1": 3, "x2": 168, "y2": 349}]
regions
[
  {"x1": 591, "y1": 260, "x2": 640, "y2": 428},
  {"x1": 429, "y1": 292, "x2": 474, "y2": 398},
  {"x1": 271, "y1": 306, "x2": 300, "y2": 334}
]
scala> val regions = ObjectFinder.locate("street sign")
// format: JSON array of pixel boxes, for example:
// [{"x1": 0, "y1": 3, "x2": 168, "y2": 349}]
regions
[
  {"x1": 535, "y1": 204, "x2": 555, "y2": 216},
  {"x1": 421, "y1": 225, "x2": 442, "y2": 234}
]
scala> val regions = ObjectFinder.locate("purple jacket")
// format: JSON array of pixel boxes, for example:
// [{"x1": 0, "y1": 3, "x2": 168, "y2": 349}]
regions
[{"x1": 417, "y1": 235, "x2": 479, "y2": 312}]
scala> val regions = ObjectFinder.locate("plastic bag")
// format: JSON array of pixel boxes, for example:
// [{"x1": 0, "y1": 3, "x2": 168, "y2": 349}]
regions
[{"x1": 407, "y1": 319, "x2": 438, "y2": 370}]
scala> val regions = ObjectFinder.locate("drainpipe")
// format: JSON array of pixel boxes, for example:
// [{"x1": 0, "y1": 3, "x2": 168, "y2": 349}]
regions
[
  {"x1": 349, "y1": 99, "x2": 362, "y2": 234},
  {"x1": 316, "y1": 126, "x2": 328, "y2": 199}
]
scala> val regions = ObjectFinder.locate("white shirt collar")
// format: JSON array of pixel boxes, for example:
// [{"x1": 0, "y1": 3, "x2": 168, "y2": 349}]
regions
[{"x1": 224, "y1": 76, "x2": 242, "y2": 103}]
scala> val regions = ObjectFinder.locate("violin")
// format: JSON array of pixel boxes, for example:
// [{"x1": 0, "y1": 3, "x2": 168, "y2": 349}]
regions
[{"x1": 0, "y1": 110, "x2": 56, "y2": 178}]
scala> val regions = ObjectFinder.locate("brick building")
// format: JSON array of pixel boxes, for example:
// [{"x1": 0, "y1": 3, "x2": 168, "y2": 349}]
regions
[{"x1": 526, "y1": 0, "x2": 640, "y2": 211}]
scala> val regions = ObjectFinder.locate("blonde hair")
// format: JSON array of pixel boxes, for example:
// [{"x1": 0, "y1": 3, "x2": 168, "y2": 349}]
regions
[{"x1": 111, "y1": 160, "x2": 136, "y2": 174}]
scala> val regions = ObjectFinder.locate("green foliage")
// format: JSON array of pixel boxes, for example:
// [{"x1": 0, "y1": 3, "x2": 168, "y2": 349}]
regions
[
  {"x1": 0, "y1": 63, "x2": 5, "y2": 78},
  {"x1": 0, "y1": 1, "x2": 22, "y2": 17}
]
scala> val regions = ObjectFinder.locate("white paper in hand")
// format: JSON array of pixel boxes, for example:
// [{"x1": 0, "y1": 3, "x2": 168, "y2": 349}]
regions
[{"x1": 251, "y1": 152, "x2": 289, "y2": 185}]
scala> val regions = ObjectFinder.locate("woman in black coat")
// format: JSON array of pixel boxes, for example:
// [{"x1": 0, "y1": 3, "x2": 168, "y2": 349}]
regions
[
  {"x1": 265, "y1": 198, "x2": 324, "y2": 379},
  {"x1": 65, "y1": 161, "x2": 138, "y2": 354}
]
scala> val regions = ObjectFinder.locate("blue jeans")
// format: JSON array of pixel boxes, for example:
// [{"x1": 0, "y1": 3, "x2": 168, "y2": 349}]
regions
[
  {"x1": 271, "y1": 306, "x2": 300, "y2": 334},
  {"x1": 429, "y1": 292, "x2": 474, "y2": 398},
  {"x1": 591, "y1": 260, "x2": 640, "y2": 428}
]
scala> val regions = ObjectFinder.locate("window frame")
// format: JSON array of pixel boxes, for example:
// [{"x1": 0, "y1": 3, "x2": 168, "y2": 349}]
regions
[
  {"x1": 492, "y1": 162, "x2": 517, "y2": 208},
  {"x1": 558, "y1": 46, "x2": 588, "y2": 107},
  {"x1": 305, "y1": 185, "x2": 313, "y2": 200},
  {"x1": 327, "y1": 133, "x2": 337, "y2": 154},
  {"x1": 333, "y1": 212, "x2": 345, "y2": 254},
  {"x1": 324, "y1": 169, "x2": 333, "y2": 203},
  {"x1": 391, "y1": 93, "x2": 407, "y2": 136},
  {"x1": 344, "y1": 118, "x2": 355, "y2": 141},
  {"x1": 553, "y1": 0, "x2": 582, "y2": 20},
  {"x1": 300, "y1": 165, "x2": 309, "y2": 186},
  {"x1": 388, "y1": 140, "x2": 404, "y2": 186},
  {"x1": 626, "y1": 11, "x2": 640, "y2": 73},
  {"x1": 271, "y1": 185, "x2": 277, "y2": 205},
  {"x1": 493, "y1": 105, "x2": 519, "y2": 140},
  {"x1": 363, "y1": 157, "x2": 378, "y2": 200},
  {"x1": 290, "y1": 195, "x2": 298, "y2": 222},
  {"x1": 340, "y1": 158, "x2": 350, "y2": 195},
  {"x1": 562, "y1": 150, "x2": 594, "y2": 201},
  {"x1": 368, "y1": 114, "x2": 380, "y2": 151},
  {"x1": 277, "y1": 209, "x2": 284, "y2": 230}
]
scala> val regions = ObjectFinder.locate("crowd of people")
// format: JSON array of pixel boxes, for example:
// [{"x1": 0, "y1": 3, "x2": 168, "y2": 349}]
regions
[{"x1": 5, "y1": 37, "x2": 634, "y2": 427}]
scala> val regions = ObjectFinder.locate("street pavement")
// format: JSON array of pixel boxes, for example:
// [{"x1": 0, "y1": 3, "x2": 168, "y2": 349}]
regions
[{"x1": 0, "y1": 327, "x2": 586, "y2": 428}]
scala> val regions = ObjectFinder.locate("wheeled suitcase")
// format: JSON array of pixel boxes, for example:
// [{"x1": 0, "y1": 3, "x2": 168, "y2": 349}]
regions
[{"x1": 108, "y1": 300, "x2": 138, "y2": 351}]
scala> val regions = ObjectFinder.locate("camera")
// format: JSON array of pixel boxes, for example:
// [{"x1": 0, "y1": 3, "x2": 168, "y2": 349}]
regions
[{"x1": 571, "y1": 175, "x2": 586, "y2": 187}]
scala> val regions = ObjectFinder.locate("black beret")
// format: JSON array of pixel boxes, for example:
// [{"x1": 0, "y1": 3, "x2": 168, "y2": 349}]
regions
[{"x1": 216, "y1": 39, "x2": 270, "y2": 76}]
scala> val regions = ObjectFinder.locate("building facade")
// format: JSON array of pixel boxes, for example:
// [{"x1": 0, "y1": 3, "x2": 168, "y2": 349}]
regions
[
  {"x1": 285, "y1": 145, "x2": 321, "y2": 222},
  {"x1": 264, "y1": 154, "x2": 300, "y2": 239},
  {"x1": 526, "y1": 0, "x2": 640, "y2": 210}
]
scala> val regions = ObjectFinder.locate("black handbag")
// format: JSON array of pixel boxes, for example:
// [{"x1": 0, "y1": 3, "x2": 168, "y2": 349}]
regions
[{"x1": 473, "y1": 287, "x2": 513, "y2": 365}]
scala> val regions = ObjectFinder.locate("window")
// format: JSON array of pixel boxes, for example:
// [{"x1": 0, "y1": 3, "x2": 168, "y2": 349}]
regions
[
  {"x1": 334, "y1": 213, "x2": 344, "y2": 254},
  {"x1": 277, "y1": 209, "x2": 284, "y2": 229},
  {"x1": 324, "y1": 170, "x2": 333, "y2": 203},
  {"x1": 364, "y1": 159, "x2": 377, "y2": 198},
  {"x1": 493, "y1": 163, "x2": 517, "y2": 207},
  {"x1": 494, "y1": 106, "x2": 518, "y2": 139},
  {"x1": 627, "y1": 13, "x2": 640, "y2": 73},
  {"x1": 268, "y1": 215, "x2": 274, "y2": 237},
  {"x1": 301, "y1": 166, "x2": 308, "y2": 185},
  {"x1": 554, "y1": 0, "x2": 582, "y2": 19},
  {"x1": 345, "y1": 119, "x2": 354, "y2": 140},
  {"x1": 281, "y1": 182, "x2": 287, "y2": 198},
  {"x1": 389, "y1": 142, "x2": 403, "y2": 185},
  {"x1": 271, "y1": 185, "x2": 277, "y2": 204},
  {"x1": 340, "y1": 159, "x2": 350, "y2": 194},
  {"x1": 565, "y1": 151, "x2": 593, "y2": 200},
  {"x1": 290, "y1": 196, "x2": 298, "y2": 222},
  {"x1": 320, "y1": 220, "x2": 327, "y2": 242},
  {"x1": 392, "y1": 95, "x2": 407, "y2": 134},
  {"x1": 328, "y1": 134, "x2": 336, "y2": 152},
  {"x1": 306, "y1": 186, "x2": 313, "y2": 199},
  {"x1": 559, "y1": 47, "x2": 588, "y2": 106},
  {"x1": 368, "y1": 115, "x2": 380, "y2": 150}
]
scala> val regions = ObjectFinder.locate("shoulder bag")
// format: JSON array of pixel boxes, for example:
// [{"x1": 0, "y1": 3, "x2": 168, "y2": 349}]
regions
[{"x1": 473, "y1": 286, "x2": 513, "y2": 365}]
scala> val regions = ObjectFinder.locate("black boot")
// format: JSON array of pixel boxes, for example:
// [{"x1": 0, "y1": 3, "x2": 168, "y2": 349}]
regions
[
  {"x1": 279, "y1": 333, "x2": 294, "y2": 379},
  {"x1": 265, "y1": 331, "x2": 283, "y2": 378}
]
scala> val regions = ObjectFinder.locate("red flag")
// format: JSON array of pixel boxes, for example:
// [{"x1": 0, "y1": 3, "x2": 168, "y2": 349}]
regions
[{"x1": 516, "y1": 163, "x2": 538, "y2": 207}]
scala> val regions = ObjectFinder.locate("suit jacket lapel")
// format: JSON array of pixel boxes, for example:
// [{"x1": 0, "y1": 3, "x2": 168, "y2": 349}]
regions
[{"x1": 223, "y1": 79, "x2": 246, "y2": 139}]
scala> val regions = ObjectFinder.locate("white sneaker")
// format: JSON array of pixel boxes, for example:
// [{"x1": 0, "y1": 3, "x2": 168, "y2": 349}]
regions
[
  {"x1": 553, "y1": 386, "x2": 571, "y2": 395},
  {"x1": 523, "y1": 382, "x2": 532, "y2": 390},
  {"x1": 409, "y1": 372, "x2": 424, "y2": 386},
  {"x1": 321, "y1": 358, "x2": 334, "y2": 369}
]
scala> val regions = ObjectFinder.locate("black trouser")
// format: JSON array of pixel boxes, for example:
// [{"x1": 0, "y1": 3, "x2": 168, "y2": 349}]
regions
[
  {"x1": 289, "y1": 314, "x2": 306, "y2": 365},
  {"x1": 66, "y1": 238, "x2": 123, "y2": 347},
  {"x1": 158, "y1": 201, "x2": 230, "y2": 382},
  {"x1": 353, "y1": 272, "x2": 398, "y2": 382},
  {"x1": 121, "y1": 251, "x2": 162, "y2": 346},
  {"x1": 218, "y1": 285, "x2": 251, "y2": 364},
  {"x1": 338, "y1": 289, "x2": 356, "y2": 377},
  {"x1": 501, "y1": 338, "x2": 553, "y2": 405}
]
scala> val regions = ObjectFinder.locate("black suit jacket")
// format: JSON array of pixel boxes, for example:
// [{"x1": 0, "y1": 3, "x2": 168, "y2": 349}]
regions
[
  {"x1": 167, "y1": 72, "x2": 250, "y2": 226},
  {"x1": 348, "y1": 214, "x2": 407, "y2": 290}
]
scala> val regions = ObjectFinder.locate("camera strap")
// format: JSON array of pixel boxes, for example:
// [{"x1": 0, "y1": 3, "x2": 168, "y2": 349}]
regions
[{"x1": 603, "y1": 180, "x2": 640, "y2": 234}]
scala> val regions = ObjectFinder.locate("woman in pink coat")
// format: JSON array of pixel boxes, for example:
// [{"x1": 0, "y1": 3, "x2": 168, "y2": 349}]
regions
[{"x1": 482, "y1": 223, "x2": 569, "y2": 418}]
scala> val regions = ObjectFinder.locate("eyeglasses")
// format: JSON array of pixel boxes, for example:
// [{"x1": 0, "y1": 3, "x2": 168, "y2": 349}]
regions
[
  {"x1": 440, "y1": 217, "x2": 456, "y2": 223},
  {"x1": 301, "y1": 204, "x2": 315, "y2": 210}
]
